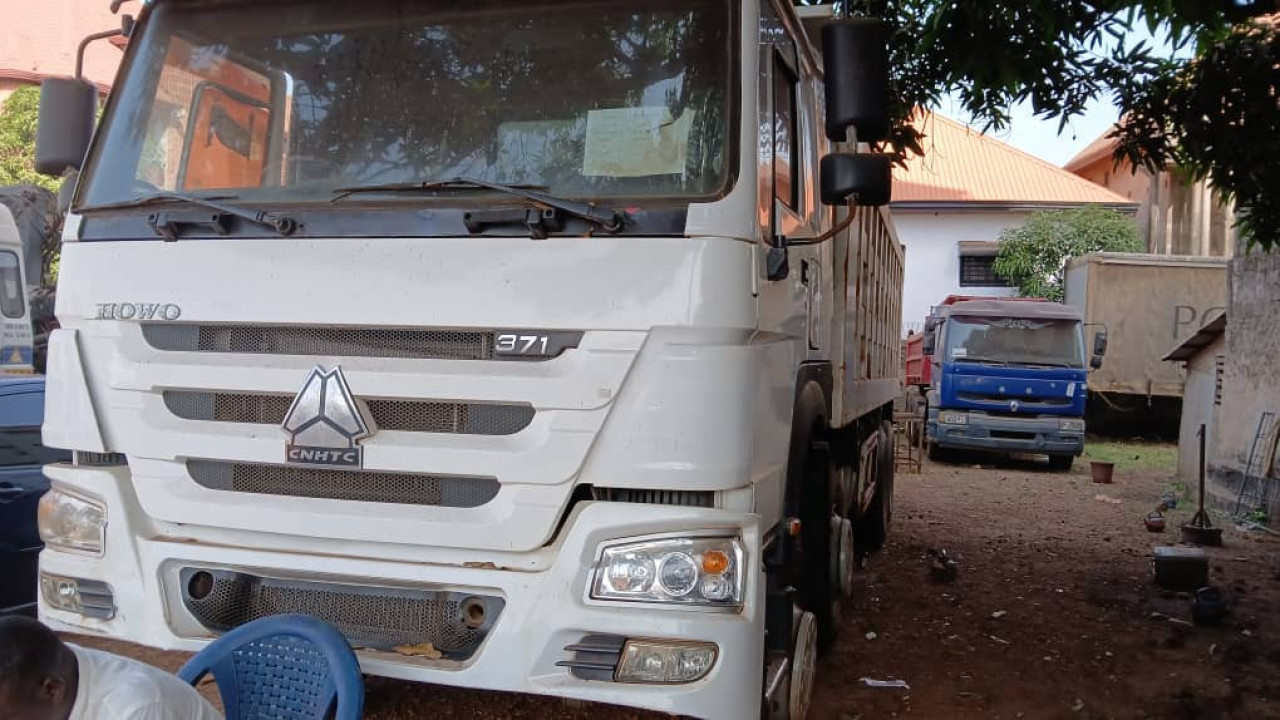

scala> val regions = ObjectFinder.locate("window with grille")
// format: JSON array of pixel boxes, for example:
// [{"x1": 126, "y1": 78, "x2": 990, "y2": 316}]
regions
[{"x1": 958, "y1": 255, "x2": 1010, "y2": 287}]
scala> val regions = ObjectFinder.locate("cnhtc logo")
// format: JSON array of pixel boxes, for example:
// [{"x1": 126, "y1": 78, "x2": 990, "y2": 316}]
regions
[{"x1": 282, "y1": 367, "x2": 373, "y2": 468}]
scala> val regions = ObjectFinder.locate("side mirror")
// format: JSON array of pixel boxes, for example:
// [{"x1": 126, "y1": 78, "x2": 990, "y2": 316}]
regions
[
  {"x1": 1090, "y1": 355, "x2": 1104, "y2": 370},
  {"x1": 821, "y1": 18, "x2": 890, "y2": 143},
  {"x1": 921, "y1": 332, "x2": 936, "y2": 356},
  {"x1": 1093, "y1": 332, "x2": 1108, "y2": 357},
  {"x1": 820, "y1": 153, "x2": 891, "y2": 206},
  {"x1": 924, "y1": 317, "x2": 938, "y2": 332},
  {"x1": 35, "y1": 77, "x2": 98, "y2": 176}
]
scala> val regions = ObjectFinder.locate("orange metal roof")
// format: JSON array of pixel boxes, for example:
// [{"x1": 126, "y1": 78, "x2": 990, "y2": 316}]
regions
[
  {"x1": 893, "y1": 113, "x2": 1134, "y2": 206},
  {"x1": 1063, "y1": 130, "x2": 1119, "y2": 173}
]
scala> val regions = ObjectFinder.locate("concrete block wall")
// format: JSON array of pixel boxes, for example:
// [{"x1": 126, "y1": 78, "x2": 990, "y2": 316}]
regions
[{"x1": 1208, "y1": 250, "x2": 1280, "y2": 517}]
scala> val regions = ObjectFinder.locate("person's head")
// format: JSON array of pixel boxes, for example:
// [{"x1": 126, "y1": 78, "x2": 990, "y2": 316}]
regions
[{"x1": 0, "y1": 616, "x2": 76, "y2": 720}]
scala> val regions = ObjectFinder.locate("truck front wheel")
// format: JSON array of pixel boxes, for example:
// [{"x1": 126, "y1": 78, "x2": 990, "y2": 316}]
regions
[{"x1": 1048, "y1": 454, "x2": 1075, "y2": 472}]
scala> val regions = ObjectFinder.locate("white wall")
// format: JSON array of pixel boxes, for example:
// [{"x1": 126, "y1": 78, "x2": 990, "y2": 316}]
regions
[
  {"x1": 893, "y1": 210, "x2": 1028, "y2": 335},
  {"x1": 1177, "y1": 334, "x2": 1224, "y2": 483}
]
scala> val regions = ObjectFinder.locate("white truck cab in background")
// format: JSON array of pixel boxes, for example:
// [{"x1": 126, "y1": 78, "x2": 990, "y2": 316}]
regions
[
  {"x1": 34, "y1": 1, "x2": 903, "y2": 717},
  {"x1": 0, "y1": 207, "x2": 36, "y2": 375}
]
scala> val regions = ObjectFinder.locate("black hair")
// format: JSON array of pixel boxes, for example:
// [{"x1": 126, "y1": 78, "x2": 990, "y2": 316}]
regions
[{"x1": 0, "y1": 616, "x2": 67, "y2": 687}]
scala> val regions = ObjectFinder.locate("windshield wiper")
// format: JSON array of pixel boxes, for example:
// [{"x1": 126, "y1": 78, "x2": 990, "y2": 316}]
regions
[
  {"x1": 332, "y1": 177, "x2": 624, "y2": 234},
  {"x1": 957, "y1": 357, "x2": 1009, "y2": 366},
  {"x1": 79, "y1": 192, "x2": 299, "y2": 240}
]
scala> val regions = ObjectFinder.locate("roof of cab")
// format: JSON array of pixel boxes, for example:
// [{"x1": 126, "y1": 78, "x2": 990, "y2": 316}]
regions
[{"x1": 943, "y1": 299, "x2": 1083, "y2": 322}]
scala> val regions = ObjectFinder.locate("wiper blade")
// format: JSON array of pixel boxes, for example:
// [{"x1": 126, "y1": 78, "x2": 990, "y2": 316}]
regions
[
  {"x1": 80, "y1": 192, "x2": 299, "y2": 239},
  {"x1": 332, "y1": 177, "x2": 624, "y2": 233}
]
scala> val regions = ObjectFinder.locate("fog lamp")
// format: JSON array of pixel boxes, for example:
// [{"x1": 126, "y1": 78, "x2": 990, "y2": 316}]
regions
[{"x1": 615, "y1": 639, "x2": 717, "y2": 684}]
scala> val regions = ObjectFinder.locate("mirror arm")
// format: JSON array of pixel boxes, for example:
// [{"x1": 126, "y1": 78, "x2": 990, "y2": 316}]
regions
[
  {"x1": 75, "y1": 28, "x2": 125, "y2": 80},
  {"x1": 783, "y1": 202, "x2": 858, "y2": 247}
]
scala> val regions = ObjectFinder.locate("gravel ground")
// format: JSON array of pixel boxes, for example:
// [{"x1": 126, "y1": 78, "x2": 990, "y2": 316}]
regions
[{"x1": 70, "y1": 448, "x2": 1280, "y2": 719}]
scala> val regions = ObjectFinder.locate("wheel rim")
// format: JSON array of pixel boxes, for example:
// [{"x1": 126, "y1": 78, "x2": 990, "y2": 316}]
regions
[
  {"x1": 789, "y1": 611, "x2": 818, "y2": 720},
  {"x1": 838, "y1": 518, "x2": 855, "y2": 598}
]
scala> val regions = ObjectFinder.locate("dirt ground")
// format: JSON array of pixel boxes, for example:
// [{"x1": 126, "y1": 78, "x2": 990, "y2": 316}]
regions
[{"x1": 73, "y1": 448, "x2": 1280, "y2": 719}]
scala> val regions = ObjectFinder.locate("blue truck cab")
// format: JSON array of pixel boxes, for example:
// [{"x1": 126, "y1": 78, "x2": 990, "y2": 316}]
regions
[{"x1": 922, "y1": 297, "x2": 1104, "y2": 471}]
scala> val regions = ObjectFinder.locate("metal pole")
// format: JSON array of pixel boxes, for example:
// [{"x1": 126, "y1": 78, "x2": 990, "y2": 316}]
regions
[{"x1": 1198, "y1": 423, "x2": 1207, "y2": 510}]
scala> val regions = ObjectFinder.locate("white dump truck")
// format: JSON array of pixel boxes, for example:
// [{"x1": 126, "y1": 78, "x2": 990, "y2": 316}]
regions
[{"x1": 34, "y1": 2, "x2": 903, "y2": 717}]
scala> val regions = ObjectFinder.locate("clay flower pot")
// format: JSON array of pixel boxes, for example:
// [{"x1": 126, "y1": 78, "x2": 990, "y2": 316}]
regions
[{"x1": 1090, "y1": 461, "x2": 1115, "y2": 484}]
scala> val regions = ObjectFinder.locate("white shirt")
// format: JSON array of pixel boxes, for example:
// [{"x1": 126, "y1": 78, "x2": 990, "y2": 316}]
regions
[{"x1": 67, "y1": 645, "x2": 223, "y2": 720}]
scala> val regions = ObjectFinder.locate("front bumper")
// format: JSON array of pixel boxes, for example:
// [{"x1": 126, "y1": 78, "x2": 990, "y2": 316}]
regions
[
  {"x1": 928, "y1": 411, "x2": 1084, "y2": 456},
  {"x1": 38, "y1": 466, "x2": 765, "y2": 720}
]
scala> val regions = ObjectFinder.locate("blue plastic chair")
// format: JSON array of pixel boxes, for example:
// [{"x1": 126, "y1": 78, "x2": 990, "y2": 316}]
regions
[{"x1": 177, "y1": 614, "x2": 364, "y2": 720}]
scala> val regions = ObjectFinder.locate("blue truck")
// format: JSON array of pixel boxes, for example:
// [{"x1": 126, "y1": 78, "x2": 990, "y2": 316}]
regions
[{"x1": 914, "y1": 296, "x2": 1106, "y2": 471}]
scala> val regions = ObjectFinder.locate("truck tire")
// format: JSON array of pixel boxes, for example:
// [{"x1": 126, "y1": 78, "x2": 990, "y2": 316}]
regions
[
  {"x1": 857, "y1": 421, "x2": 894, "y2": 552},
  {"x1": 784, "y1": 381, "x2": 840, "y2": 657},
  {"x1": 927, "y1": 437, "x2": 953, "y2": 463},
  {"x1": 799, "y1": 433, "x2": 840, "y2": 656},
  {"x1": 1048, "y1": 454, "x2": 1074, "y2": 472}
]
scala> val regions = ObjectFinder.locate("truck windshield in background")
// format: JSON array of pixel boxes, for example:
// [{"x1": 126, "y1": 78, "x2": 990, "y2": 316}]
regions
[
  {"x1": 946, "y1": 316, "x2": 1084, "y2": 368},
  {"x1": 78, "y1": 0, "x2": 732, "y2": 209}
]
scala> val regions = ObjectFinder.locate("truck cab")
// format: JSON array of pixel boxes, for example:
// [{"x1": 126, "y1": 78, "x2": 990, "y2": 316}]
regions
[
  {"x1": 922, "y1": 296, "x2": 1098, "y2": 470},
  {"x1": 34, "y1": 2, "x2": 904, "y2": 718},
  {"x1": 0, "y1": 208, "x2": 36, "y2": 375}
]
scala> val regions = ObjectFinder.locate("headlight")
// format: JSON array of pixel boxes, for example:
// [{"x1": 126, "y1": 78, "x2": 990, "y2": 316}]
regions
[
  {"x1": 38, "y1": 488, "x2": 106, "y2": 555},
  {"x1": 1059, "y1": 418, "x2": 1086, "y2": 433},
  {"x1": 938, "y1": 410, "x2": 968, "y2": 425},
  {"x1": 591, "y1": 536, "x2": 744, "y2": 607}
]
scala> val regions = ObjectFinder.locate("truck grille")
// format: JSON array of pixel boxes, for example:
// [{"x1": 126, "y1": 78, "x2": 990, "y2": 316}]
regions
[
  {"x1": 187, "y1": 461, "x2": 499, "y2": 507},
  {"x1": 142, "y1": 323, "x2": 580, "y2": 361},
  {"x1": 557, "y1": 634, "x2": 626, "y2": 681},
  {"x1": 143, "y1": 324, "x2": 497, "y2": 360},
  {"x1": 164, "y1": 391, "x2": 534, "y2": 435},
  {"x1": 179, "y1": 568, "x2": 502, "y2": 659},
  {"x1": 958, "y1": 392, "x2": 1071, "y2": 407}
]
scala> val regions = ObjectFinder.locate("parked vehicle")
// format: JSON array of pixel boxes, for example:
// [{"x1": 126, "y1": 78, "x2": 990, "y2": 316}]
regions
[
  {"x1": 0, "y1": 207, "x2": 36, "y2": 376},
  {"x1": 0, "y1": 377, "x2": 70, "y2": 615},
  {"x1": 1064, "y1": 252, "x2": 1227, "y2": 399},
  {"x1": 913, "y1": 295, "x2": 1105, "y2": 470},
  {"x1": 1064, "y1": 253, "x2": 1228, "y2": 438},
  {"x1": 34, "y1": 2, "x2": 903, "y2": 718}
]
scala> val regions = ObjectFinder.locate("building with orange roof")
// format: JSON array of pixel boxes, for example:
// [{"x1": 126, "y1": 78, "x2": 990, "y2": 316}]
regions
[
  {"x1": 0, "y1": 0, "x2": 128, "y2": 104},
  {"x1": 1064, "y1": 129, "x2": 1236, "y2": 258},
  {"x1": 892, "y1": 113, "x2": 1138, "y2": 334}
]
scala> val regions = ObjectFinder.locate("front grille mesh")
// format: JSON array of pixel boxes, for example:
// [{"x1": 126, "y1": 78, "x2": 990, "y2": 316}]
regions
[
  {"x1": 179, "y1": 568, "x2": 503, "y2": 658},
  {"x1": 592, "y1": 487, "x2": 715, "y2": 507},
  {"x1": 143, "y1": 324, "x2": 496, "y2": 361},
  {"x1": 164, "y1": 391, "x2": 534, "y2": 435},
  {"x1": 187, "y1": 461, "x2": 499, "y2": 507}
]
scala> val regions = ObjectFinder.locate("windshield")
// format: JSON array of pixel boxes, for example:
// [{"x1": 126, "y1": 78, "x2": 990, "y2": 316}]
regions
[
  {"x1": 0, "y1": 251, "x2": 24, "y2": 319},
  {"x1": 945, "y1": 316, "x2": 1084, "y2": 368},
  {"x1": 79, "y1": 0, "x2": 732, "y2": 208}
]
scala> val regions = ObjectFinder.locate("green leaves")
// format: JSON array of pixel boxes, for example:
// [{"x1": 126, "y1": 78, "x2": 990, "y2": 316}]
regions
[
  {"x1": 993, "y1": 207, "x2": 1144, "y2": 301},
  {"x1": 0, "y1": 86, "x2": 58, "y2": 192},
  {"x1": 814, "y1": 0, "x2": 1279, "y2": 249}
]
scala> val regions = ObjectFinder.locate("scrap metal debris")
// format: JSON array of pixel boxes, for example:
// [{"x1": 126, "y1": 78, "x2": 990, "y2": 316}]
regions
[
  {"x1": 860, "y1": 677, "x2": 910, "y2": 690},
  {"x1": 930, "y1": 548, "x2": 959, "y2": 582}
]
